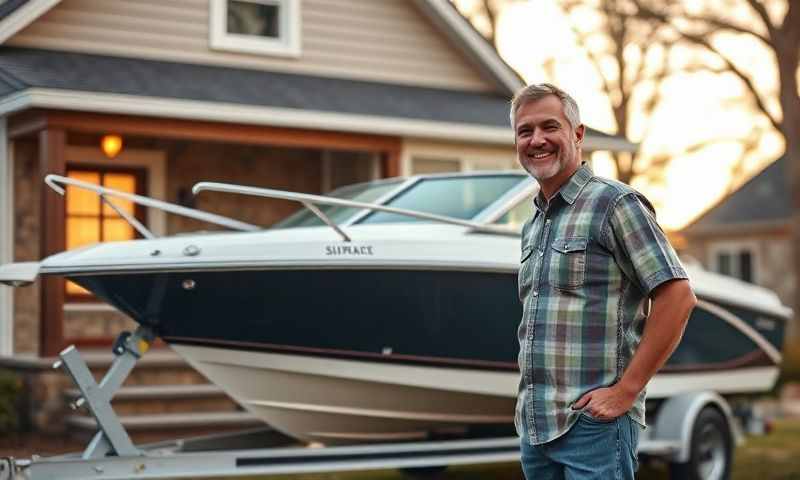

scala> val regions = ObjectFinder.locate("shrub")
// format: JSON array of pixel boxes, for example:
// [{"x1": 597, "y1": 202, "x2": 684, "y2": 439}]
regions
[{"x1": 0, "y1": 368, "x2": 21, "y2": 434}]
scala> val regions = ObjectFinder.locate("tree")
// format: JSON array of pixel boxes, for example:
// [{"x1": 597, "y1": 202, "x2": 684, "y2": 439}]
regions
[
  {"x1": 558, "y1": 0, "x2": 677, "y2": 186},
  {"x1": 632, "y1": 0, "x2": 800, "y2": 311},
  {"x1": 557, "y1": 0, "x2": 766, "y2": 187},
  {"x1": 451, "y1": 0, "x2": 512, "y2": 48},
  {"x1": 455, "y1": 0, "x2": 763, "y2": 190}
]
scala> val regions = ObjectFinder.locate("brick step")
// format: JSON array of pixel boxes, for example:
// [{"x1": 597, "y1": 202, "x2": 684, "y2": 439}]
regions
[
  {"x1": 65, "y1": 411, "x2": 265, "y2": 444},
  {"x1": 64, "y1": 384, "x2": 243, "y2": 415},
  {"x1": 79, "y1": 349, "x2": 210, "y2": 386},
  {"x1": 1, "y1": 347, "x2": 237, "y2": 439}
]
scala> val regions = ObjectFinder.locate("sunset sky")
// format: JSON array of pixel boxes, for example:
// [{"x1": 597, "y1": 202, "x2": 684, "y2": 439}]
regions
[{"x1": 486, "y1": 0, "x2": 784, "y2": 230}]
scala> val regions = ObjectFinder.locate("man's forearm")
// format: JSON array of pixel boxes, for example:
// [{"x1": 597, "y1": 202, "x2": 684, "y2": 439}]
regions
[{"x1": 618, "y1": 279, "x2": 696, "y2": 396}]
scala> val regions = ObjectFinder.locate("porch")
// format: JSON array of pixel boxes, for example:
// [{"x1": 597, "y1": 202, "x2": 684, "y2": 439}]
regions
[{"x1": 4, "y1": 109, "x2": 401, "y2": 358}]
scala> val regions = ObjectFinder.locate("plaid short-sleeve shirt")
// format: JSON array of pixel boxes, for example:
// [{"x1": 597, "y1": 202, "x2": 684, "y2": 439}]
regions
[{"x1": 516, "y1": 164, "x2": 687, "y2": 445}]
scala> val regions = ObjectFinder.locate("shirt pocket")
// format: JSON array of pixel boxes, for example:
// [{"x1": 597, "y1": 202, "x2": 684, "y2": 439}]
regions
[
  {"x1": 518, "y1": 245, "x2": 534, "y2": 299},
  {"x1": 548, "y1": 236, "x2": 588, "y2": 290}
]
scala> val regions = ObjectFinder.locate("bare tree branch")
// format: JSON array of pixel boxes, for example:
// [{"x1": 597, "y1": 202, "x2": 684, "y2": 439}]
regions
[
  {"x1": 670, "y1": 27, "x2": 782, "y2": 131},
  {"x1": 681, "y1": 11, "x2": 771, "y2": 44},
  {"x1": 450, "y1": 0, "x2": 518, "y2": 48},
  {"x1": 634, "y1": 1, "x2": 771, "y2": 45},
  {"x1": 743, "y1": 0, "x2": 775, "y2": 38},
  {"x1": 480, "y1": 0, "x2": 498, "y2": 46},
  {"x1": 569, "y1": 25, "x2": 617, "y2": 107}
]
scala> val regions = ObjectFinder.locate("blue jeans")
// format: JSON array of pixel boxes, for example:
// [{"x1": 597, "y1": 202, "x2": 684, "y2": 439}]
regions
[{"x1": 520, "y1": 412, "x2": 640, "y2": 480}]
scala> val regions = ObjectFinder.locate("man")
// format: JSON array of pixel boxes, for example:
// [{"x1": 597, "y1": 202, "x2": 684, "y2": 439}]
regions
[{"x1": 512, "y1": 83, "x2": 696, "y2": 480}]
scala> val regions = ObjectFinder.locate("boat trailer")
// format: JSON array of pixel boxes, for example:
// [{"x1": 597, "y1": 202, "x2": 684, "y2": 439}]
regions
[
  {"x1": 0, "y1": 327, "x2": 524, "y2": 479},
  {"x1": 0, "y1": 327, "x2": 732, "y2": 479}
]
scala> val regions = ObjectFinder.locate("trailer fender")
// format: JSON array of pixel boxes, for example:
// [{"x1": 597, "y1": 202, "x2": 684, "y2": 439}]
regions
[{"x1": 650, "y1": 391, "x2": 735, "y2": 463}]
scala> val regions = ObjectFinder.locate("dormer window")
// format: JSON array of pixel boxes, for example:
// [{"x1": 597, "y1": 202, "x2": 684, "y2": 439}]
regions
[{"x1": 210, "y1": 0, "x2": 301, "y2": 57}]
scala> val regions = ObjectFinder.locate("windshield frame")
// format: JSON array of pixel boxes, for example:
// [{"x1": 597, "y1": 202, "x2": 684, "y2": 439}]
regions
[
  {"x1": 271, "y1": 171, "x2": 536, "y2": 230},
  {"x1": 271, "y1": 177, "x2": 413, "y2": 229},
  {"x1": 338, "y1": 177, "x2": 417, "y2": 226},
  {"x1": 471, "y1": 175, "x2": 537, "y2": 225},
  {"x1": 351, "y1": 171, "x2": 532, "y2": 227}
]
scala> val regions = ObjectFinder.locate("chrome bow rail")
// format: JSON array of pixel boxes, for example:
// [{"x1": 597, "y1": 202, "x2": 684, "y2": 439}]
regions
[
  {"x1": 44, "y1": 174, "x2": 260, "y2": 238},
  {"x1": 43, "y1": 174, "x2": 517, "y2": 243},
  {"x1": 192, "y1": 181, "x2": 518, "y2": 242}
]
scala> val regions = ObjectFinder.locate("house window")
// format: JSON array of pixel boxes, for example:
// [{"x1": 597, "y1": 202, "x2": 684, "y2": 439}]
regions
[
  {"x1": 209, "y1": 0, "x2": 301, "y2": 57},
  {"x1": 710, "y1": 242, "x2": 757, "y2": 284},
  {"x1": 65, "y1": 167, "x2": 146, "y2": 298}
]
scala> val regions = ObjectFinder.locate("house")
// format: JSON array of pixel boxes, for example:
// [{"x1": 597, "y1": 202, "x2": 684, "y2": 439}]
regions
[
  {"x1": 680, "y1": 156, "x2": 794, "y2": 315},
  {"x1": 0, "y1": 0, "x2": 636, "y2": 438}
]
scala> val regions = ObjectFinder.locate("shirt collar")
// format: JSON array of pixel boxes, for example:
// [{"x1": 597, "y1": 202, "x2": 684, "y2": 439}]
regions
[{"x1": 533, "y1": 163, "x2": 593, "y2": 211}]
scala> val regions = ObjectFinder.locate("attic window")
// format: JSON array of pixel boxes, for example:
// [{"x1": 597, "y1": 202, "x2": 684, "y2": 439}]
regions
[{"x1": 210, "y1": 0, "x2": 301, "y2": 57}]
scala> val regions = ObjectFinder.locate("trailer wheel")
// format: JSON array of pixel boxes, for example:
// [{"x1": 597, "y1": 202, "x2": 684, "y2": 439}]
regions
[{"x1": 670, "y1": 407, "x2": 733, "y2": 480}]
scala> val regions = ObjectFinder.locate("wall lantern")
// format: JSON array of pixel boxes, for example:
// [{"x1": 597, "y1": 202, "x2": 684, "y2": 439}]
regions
[{"x1": 101, "y1": 134, "x2": 123, "y2": 159}]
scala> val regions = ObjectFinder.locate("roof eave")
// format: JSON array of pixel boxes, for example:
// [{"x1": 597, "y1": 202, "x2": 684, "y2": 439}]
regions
[
  {"x1": 0, "y1": 88, "x2": 643, "y2": 153},
  {"x1": 582, "y1": 135, "x2": 638, "y2": 153},
  {"x1": 682, "y1": 219, "x2": 790, "y2": 237},
  {"x1": 412, "y1": 0, "x2": 524, "y2": 96},
  {"x1": 0, "y1": 0, "x2": 61, "y2": 44},
  {"x1": 0, "y1": 88, "x2": 518, "y2": 145}
]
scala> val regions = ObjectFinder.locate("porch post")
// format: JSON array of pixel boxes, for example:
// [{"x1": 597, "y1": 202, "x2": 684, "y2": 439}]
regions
[
  {"x1": 38, "y1": 128, "x2": 66, "y2": 357},
  {"x1": 0, "y1": 118, "x2": 12, "y2": 356},
  {"x1": 381, "y1": 147, "x2": 401, "y2": 179}
]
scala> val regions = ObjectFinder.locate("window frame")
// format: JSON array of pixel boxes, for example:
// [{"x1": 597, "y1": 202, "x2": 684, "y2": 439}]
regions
[
  {"x1": 209, "y1": 0, "x2": 301, "y2": 58},
  {"x1": 708, "y1": 240, "x2": 759, "y2": 284},
  {"x1": 65, "y1": 165, "x2": 148, "y2": 302}
]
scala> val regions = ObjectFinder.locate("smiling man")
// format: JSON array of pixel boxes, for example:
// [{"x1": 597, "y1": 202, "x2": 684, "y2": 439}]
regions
[{"x1": 511, "y1": 83, "x2": 697, "y2": 480}]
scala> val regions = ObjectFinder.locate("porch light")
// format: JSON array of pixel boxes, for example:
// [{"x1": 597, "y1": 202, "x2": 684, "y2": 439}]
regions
[{"x1": 101, "y1": 134, "x2": 123, "y2": 158}]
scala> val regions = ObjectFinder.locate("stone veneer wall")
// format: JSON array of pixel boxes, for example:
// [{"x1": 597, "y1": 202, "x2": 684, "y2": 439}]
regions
[
  {"x1": 13, "y1": 140, "x2": 41, "y2": 354},
  {"x1": 166, "y1": 142, "x2": 324, "y2": 233},
  {"x1": 63, "y1": 308, "x2": 138, "y2": 340}
]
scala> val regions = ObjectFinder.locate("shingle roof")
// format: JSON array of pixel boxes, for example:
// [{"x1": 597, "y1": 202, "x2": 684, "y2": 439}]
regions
[
  {"x1": 683, "y1": 156, "x2": 789, "y2": 233},
  {"x1": 0, "y1": 47, "x2": 520, "y2": 128},
  {"x1": 0, "y1": 47, "x2": 620, "y2": 143},
  {"x1": 0, "y1": 0, "x2": 29, "y2": 22}
]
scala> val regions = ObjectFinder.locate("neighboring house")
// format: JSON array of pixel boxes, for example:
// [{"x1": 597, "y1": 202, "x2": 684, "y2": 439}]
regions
[
  {"x1": 680, "y1": 156, "x2": 795, "y2": 316},
  {"x1": 0, "y1": 0, "x2": 636, "y2": 438}
]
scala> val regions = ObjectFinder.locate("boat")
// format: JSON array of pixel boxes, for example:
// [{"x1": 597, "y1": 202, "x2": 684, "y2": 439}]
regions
[{"x1": 0, "y1": 172, "x2": 792, "y2": 445}]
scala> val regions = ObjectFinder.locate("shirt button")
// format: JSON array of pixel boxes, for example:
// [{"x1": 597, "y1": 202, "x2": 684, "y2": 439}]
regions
[{"x1": 533, "y1": 290, "x2": 539, "y2": 297}]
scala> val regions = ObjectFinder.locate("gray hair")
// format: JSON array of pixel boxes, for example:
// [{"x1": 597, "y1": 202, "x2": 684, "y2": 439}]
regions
[{"x1": 509, "y1": 83, "x2": 581, "y2": 130}]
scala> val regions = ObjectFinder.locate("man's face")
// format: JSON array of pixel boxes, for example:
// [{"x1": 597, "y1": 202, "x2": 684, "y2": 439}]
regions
[{"x1": 514, "y1": 95, "x2": 585, "y2": 190}]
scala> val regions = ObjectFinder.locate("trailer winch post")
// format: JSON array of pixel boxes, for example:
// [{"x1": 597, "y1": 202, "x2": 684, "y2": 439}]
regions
[{"x1": 54, "y1": 326, "x2": 156, "y2": 460}]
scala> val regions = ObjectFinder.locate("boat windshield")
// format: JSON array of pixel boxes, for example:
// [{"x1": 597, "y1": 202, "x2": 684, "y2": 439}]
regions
[
  {"x1": 272, "y1": 180, "x2": 403, "y2": 229},
  {"x1": 358, "y1": 175, "x2": 527, "y2": 225}
]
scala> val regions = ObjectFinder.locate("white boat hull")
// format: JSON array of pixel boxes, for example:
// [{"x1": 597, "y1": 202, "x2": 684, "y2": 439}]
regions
[
  {"x1": 173, "y1": 344, "x2": 517, "y2": 444},
  {"x1": 172, "y1": 344, "x2": 780, "y2": 445}
]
